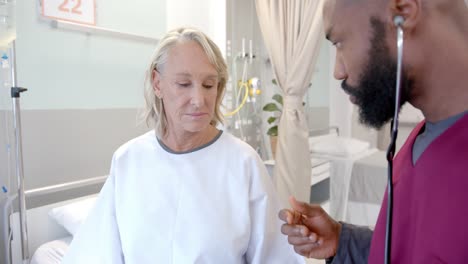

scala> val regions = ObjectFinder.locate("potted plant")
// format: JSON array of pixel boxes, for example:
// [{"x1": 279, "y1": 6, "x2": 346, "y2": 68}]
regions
[{"x1": 263, "y1": 91, "x2": 283, "y2": 158}]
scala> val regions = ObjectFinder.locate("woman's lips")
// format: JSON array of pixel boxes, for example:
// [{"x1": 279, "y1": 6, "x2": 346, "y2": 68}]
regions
[{"x1": 188, "y1": 112, "x2": 207, "y2": 118}]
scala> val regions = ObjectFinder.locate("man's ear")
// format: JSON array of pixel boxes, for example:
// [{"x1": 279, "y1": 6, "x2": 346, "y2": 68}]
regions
[
  {"x1": 152, "y1": 69, "x2": 162, "y2": 99},
  {"x1": 387, "y1": 0, "x2": 421, "y2": 31}
]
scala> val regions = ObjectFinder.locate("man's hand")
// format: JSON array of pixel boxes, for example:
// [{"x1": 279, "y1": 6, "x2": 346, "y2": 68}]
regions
[{"x1": 278, "y1": 196, "x2": 342, "y2": 259}]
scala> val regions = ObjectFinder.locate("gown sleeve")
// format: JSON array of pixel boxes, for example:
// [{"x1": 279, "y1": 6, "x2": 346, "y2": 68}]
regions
[
  {"x1": 62, "y1": 155, "x2": 124, "y2": 264},
  {"x1": 245, "y1": 154, "x2": 305, "y2": 264}
]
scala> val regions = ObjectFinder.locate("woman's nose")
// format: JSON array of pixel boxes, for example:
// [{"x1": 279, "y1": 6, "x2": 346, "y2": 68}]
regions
[{"x1": 191, "y1": 86, "x2": 204, "y2": 108}]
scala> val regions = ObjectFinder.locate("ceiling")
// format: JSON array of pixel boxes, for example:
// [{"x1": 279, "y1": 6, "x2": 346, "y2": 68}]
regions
[{"x1": 0, "y1": 0, "x2": 15, "y2": 48}]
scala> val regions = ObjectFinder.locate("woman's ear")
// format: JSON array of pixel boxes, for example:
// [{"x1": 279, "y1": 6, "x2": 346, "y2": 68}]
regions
[
  {"x1": 387, "y1": 0, "x2": 421, "y2": 31},
  {"x1": 152, "y1": 69, "x2": 162, "y2": 99}
]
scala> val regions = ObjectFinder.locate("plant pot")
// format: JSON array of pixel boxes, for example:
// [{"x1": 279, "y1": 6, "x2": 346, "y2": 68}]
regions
[{"x1": 270, "y1": 135, "x2": 278, "y2": 159}]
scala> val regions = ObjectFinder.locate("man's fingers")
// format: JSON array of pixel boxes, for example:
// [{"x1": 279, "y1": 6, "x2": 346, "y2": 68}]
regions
[
  {"x1": 289, "y1": 196, "x2": 324, "y2": 218},
  {"x1": 278, "y1": 209, "x2": 302, "y2": 224},
  {"x1": 278, "y1": 209, "x2": 289, "y2": 222},
  {"x1": 281, "y1": 224, "x2": 311, "y2": 237},
  {"x1": 287, "y1": 232, "x2": 320, "y2": 246},
  {"x1": 293, "y1": 242, "x2": 322, "y2": 257}
]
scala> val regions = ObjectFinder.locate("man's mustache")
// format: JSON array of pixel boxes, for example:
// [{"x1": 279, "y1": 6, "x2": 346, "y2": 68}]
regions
[{"x1": 341, "y1": 80, "x2": 360, "y2": 97}]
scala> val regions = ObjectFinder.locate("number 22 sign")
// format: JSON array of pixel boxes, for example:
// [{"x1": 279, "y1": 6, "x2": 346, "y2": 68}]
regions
[{"x1": 41, "y1": 0, "x2": 96, "y2": 25}]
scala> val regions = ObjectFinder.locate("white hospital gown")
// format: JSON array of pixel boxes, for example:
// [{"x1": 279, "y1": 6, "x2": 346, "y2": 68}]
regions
[{"x1": 62, "y1": 131, "x2": 303, "y2": 264}]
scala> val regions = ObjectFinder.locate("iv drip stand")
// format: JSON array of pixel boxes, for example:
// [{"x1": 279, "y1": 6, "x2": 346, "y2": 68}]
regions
[{"x1": 9, "y1": 40, "x2": 29, "y2": 264}]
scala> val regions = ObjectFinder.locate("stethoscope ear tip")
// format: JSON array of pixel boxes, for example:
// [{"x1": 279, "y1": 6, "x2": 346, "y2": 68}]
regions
[{"x1": 393, "y1": 15, "x2": 405, "y2": 27}]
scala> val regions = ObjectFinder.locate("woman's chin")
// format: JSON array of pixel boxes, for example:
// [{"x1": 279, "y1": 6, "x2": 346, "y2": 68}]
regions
[{"x1": 183, "y1": 122, "x2": 212, "y2": 134}]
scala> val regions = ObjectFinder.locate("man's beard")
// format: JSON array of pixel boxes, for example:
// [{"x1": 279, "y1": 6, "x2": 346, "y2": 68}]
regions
[{"x1": 341, "y1": 18, "x2": 412, "y2": 129}]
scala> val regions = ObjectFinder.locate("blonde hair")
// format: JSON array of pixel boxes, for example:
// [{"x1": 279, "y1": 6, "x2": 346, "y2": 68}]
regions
[{"x1": 143, "y1": 27, "x2": 228, "y2": 137}]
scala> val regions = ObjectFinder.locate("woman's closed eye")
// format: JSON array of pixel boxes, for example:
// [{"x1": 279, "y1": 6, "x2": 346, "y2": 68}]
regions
[
  {"x1": 203, "y1": 79, "x2": 217, "y2": 89},
  {"x1": 177, "y1": 82, "x2": 191, "y2": 88},
  {"x1": 175, "y1": 80, "x2": 216, "y2": 89}
]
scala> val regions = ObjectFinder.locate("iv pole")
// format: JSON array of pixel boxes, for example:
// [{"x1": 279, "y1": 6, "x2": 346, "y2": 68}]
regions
[{"x1": 9, "y1": 40, "x2": 29, "y2": 264}]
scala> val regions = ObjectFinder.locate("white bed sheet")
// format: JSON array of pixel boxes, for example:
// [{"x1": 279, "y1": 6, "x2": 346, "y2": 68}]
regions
[
  {"x1": 346, "y1": 201, "x2": 381, "y2": 227},
  {"x1": 311, "y1": 148, "x2": 378, "y2": 221},
  {"x1": 346, "y1": 150, "x2": 387, "y2": 225},
  {"x1": 30, "y1": 236, "x2": 72, "y2": 264}
]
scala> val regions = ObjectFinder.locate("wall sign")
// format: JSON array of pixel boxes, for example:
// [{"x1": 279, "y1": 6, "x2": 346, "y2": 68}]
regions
[{"x1": 41, "y1": 0, "x2": 96, "y2": 25}]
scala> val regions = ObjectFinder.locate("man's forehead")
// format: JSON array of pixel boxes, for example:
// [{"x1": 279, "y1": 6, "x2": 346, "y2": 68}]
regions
[
  {"x1": 323, "y1": 0, "x2": 345, "y2": 39},
  {"x1": 323, "y1": 0, "x2": 370, "y2": 19},
  {"x1": 323, "y1": 0, "x2": 373, "y2": 39}
]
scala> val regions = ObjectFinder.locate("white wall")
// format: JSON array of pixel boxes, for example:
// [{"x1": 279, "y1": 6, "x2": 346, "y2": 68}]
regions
[
  {"x1": 308, "y1": 38, "x2": 330, "y2": 108},
  {"x1": 16, "y1": 0, "x2": 166, "y2": 110},
  {"x1": 96, "y1": 0, "x2": 166, "y2": 38},
  {"x1": 328, "y1": 44, "x2": 353, "y2": 137},
  {"x1": 166, "y1": 0, "x2": 226, "y2": 56}
]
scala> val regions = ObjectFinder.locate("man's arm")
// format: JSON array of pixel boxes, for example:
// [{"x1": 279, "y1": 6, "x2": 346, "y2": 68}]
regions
[
  {"x1": 279, "y1": 198, "x2": 373, "y2": 263},
  {"x1": 327, "y1": 223, "x2": 373, "y2": 264}
]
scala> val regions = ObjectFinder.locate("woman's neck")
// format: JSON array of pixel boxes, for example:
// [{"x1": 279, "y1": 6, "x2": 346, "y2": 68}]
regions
[{"x1": 161, "y1": 125, "x2": 219, "y2": 152}]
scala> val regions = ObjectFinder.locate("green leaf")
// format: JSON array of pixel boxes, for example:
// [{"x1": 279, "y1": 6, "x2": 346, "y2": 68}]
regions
[
  {"x1": 263, "y1": 103, "x2": 280, "y2": 112},
  {"x1": 267, "y1": 126, "x2": 278, "y2": 136},
  {"x1": 267, "y1": 116, "x2": 277, "y2": 124},
  {"x1": 272, "y1": 94, "x2": 283, "y2": 106},
  {"x1": 272, "y1": 79, "x2": 277, "y2": 85}
]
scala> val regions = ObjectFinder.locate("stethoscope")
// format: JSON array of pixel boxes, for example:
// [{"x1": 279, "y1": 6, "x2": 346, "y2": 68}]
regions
[{"x1": 385, "y1": 15, "x2": 405, "y2": 264}]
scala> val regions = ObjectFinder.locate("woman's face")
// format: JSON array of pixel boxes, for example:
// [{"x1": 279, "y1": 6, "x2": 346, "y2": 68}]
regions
[{"x1": 152, "y1": 41, "x2": 219, "y2": 136}]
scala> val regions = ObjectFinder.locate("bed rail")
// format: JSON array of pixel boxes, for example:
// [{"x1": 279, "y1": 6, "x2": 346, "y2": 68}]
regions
[
  {"x1": 17, "y1": 175, "x2": 107, "y2": 211},
  {"x1": 1, "y1": 175, "x2": 107, "y2": 264}
]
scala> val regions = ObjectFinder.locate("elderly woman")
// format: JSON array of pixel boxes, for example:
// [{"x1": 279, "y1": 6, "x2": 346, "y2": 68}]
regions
[{"x1": 63, "y1": 28, "x2": 303, "y2": 264}]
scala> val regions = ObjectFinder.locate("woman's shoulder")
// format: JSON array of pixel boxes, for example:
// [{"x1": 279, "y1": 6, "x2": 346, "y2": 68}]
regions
[
  {"x1": 218, "y1": 131, "x2": 261, "y2": 159},
  {"x1": 113, "y1": 130, "x2": 156, "y2": 159}
]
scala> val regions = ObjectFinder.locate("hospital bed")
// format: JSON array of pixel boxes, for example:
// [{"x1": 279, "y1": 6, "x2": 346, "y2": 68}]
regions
[
  {"x1": 264, "y1": 126, "x2": 387, "y2": 224},
  {"x1": 308, "y1": 127, "x2": 387, "y2": 226},
  {"x1": 2, "y1": 175, "x2": 106, "y2": 264},
  {"x1": 346, "y1": 150, "x2": 387, "y2": 226}
]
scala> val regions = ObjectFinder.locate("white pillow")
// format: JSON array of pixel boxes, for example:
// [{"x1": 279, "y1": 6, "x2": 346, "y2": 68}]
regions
[
  {"x1": 309, "y1": 136, "x2": 370, "y2": 157},
  {"x1": 48, "y1": 196, "x2": 97, "y2": 236}
]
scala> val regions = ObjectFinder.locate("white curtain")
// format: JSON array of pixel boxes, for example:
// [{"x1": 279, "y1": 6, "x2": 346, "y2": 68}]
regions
[{"x1": 255, "y1": 0, "x2": 325, "y2": 205}]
